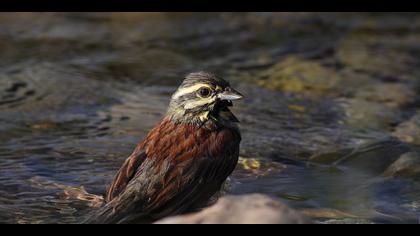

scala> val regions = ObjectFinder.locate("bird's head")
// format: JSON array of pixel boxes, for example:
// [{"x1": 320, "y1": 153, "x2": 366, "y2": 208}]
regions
[{"x1": 167, "y1": 72, "x2": 243, "y2": 125}]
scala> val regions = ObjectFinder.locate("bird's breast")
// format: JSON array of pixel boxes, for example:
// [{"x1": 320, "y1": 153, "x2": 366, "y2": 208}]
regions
[{"x1": 142, "y1": 117, "x2": 240, "y2": 163}]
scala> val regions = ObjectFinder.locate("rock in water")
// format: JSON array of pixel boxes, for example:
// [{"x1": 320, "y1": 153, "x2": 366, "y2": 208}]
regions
[
  {"x1": 154, "y1": 194, "x2": 309, "y2": 224},
  {"x1": 393, "y1": 111, "x2": 420, "y2": 146},
  {"x1": 334, "y1": 137, "x2": 410, "y2": 175},
  {"x1": 382, "y1": 152, "x2": 420, "y2": 179},
  {"x1": 310, "y1": 137, "x2": 410, "y2": 175}
]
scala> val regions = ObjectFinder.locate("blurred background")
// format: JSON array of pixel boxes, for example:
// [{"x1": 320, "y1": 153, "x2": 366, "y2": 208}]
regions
[{"x1": 1, "y1": 12, "x2": 420, "y2": 223}]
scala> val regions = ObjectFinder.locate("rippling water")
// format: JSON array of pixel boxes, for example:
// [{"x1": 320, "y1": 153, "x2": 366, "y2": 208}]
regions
[{"x1": 1, "y1": 13, "x2": 420, "y2": 223}]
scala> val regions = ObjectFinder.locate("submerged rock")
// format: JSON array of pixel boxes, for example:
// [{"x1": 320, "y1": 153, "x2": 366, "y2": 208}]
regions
[
  {"x1": 301, "y1": 208, "x2": 358, "y2": 220},
  {"x1": 382, "y1": 152, "x2": 420, "y2": 179},
  {"x1": 336, "y1": 33, "x2": 418, "y2": 79},
  {"x1": 339, "y1": 98, "x2": 402, "y2": 130},
  {"x1": 355, "y1": 83, "x2": 416, "y2": 108},
  {"x1": 155, "y1": 194, "x2": 309, "y2": 224},
  {"x1": 310, "y1": 137, "x2": 410, "y2": 175},
  {"x1": 320, "y1": 218, "x2": 375, "y2": 224},
  {"x1": 393, "y1": 112, "x2": 420, "y2": 145}
]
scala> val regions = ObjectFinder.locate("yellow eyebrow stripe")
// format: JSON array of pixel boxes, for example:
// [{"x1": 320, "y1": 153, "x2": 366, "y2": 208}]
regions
[{"x1": 172, "y1": 83, "x2": 213, "y2": 99}]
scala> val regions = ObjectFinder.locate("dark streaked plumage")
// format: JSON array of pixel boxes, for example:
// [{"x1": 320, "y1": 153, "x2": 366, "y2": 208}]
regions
[{"x1": 84, "y1": 72, "x2": 243, "y2": 224}]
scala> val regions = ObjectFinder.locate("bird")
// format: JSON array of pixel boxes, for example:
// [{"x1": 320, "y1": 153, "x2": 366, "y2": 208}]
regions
[{"x1": 83, "y1": 72, "x2": 243, "y2": 224}]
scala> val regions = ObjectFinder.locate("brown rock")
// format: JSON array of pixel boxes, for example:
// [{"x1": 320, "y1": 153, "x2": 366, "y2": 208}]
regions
[
  {"x1": 393, "y1": 112, "x2": 420, "y2": 146},
  {"x1": 383, "y1": 152, "x2": 420, "y2": 178}
]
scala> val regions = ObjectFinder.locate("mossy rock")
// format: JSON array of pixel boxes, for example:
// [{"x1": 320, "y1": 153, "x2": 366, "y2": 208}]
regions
[{"x1": 256, "y1": 56, "x2": 344, "y2": 95}]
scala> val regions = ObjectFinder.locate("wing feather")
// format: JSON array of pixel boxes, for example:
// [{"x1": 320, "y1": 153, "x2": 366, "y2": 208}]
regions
[
  {"x1": 104, "y1": 149, "x2": 147, "y2": 202},
  {"x1": 84, "y1": 118, "x2": 240, "y2": 224}
]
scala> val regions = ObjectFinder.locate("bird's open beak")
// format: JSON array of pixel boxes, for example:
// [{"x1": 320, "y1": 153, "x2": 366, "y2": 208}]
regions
[{"x1": 217, "y1": 88, "x2": 244, "y2": 101}]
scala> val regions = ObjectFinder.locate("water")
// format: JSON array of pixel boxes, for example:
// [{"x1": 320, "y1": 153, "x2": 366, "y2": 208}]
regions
[{"x1": 1, "y1": 12, "x2": 420, "y2": 223}]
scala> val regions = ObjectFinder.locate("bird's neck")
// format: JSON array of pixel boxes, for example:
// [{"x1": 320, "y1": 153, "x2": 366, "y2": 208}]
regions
[{"x1": 166, "y1": 106, "x2": 239, "y2": 128}]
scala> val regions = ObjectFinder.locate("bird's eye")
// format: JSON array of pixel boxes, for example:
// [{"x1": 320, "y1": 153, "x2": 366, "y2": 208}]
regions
[{"x1": 198, "y1": 87, "x2": 211, "y2": 98}]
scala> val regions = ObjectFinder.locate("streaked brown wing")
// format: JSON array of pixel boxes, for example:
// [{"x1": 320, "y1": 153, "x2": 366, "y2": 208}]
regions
[
  {"x1": 104, "y1": 148, "x2": 147, "y2": 202},
  {"x1": 102, "y1": 118, "x2": 174, "y2": 203},
  {"x1": 141, "y1": 149, "x2": 240, "y2": 218},
  {"x1": 85, "y1": 118, "x2": 240, "y2": 223},
  {"x1": 85, "y1": 149, "x2": 238, "y2": 224}
]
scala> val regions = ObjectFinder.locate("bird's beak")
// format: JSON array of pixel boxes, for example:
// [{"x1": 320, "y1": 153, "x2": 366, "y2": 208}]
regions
[{"x1": 217, "y1": 88, "x2": 244, "y2": 101}]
